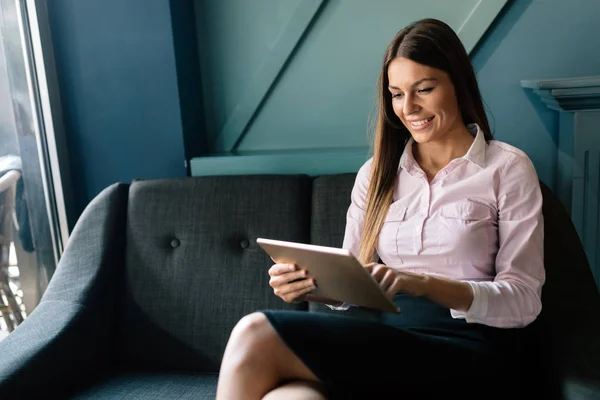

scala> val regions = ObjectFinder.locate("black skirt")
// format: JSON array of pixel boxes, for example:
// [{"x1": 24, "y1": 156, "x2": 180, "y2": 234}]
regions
[{"x1": 261, "y1": 294, "x2": 540, "y2": 399}]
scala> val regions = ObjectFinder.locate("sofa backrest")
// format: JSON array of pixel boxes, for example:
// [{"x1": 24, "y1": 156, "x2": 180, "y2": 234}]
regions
[
  {"x1": 115, "y1": 172, "x2": 600, "y2": 389},
  {"x1": 310, "y1": 173, "x2": 355, "y2": 249},
  {"x1": 119, "y1": 175, "x2": 311, "y2": 373}
]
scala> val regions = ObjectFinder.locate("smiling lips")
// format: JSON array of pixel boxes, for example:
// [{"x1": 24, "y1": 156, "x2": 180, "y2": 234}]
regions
[{"x1": 408, "y1": 116, "x2": 435, "y2": 130}]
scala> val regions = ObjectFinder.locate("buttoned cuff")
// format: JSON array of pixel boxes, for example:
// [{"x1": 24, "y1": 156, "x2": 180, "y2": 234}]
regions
[
  {"x1": 326, "y1": 302, "x2": 352, "y2": 311},
  {"x1": 450, "y1": 281, "x2": 488, "y2": 324}
]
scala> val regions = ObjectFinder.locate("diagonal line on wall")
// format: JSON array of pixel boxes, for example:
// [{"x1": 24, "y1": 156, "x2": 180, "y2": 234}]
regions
[
  {"x1": 209, "y1": 0, "x2": 328, "y2": 154},
  {"x1": 458, "y1": 0, "x2": 509, "y2": 53}
]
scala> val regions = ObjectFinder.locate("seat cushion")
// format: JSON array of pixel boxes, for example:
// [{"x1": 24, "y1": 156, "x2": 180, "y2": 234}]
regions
[
  {"x1": 119, "y1": 175, "x2": 311, "y2": 373},
  {"x1": 70, "y1": 373, "x2": 218, "y2": 399}
]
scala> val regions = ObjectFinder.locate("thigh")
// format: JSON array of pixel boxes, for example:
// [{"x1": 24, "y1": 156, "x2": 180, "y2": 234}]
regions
[{"x1": 261, "y1": 310, "x2": 511, "y2": 399}]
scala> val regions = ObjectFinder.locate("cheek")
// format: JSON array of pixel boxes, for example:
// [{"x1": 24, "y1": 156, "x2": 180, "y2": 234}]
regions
[
  {"x1": 391, "y1": 101, "x2": 403, "y2": 118},
  {"x1": 436, "y1": 94, "x2": 460, "y2": 119}
]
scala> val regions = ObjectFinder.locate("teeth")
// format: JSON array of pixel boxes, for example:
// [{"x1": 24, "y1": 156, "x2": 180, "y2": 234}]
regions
[{"x1": 411, "y1": 117, "x2": 433, "y2": 126}]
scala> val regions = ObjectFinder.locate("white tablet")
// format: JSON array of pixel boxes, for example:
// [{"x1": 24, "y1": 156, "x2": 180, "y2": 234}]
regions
[{"x1": 257, "y1": 238, "x2": 400, "y2": 313}]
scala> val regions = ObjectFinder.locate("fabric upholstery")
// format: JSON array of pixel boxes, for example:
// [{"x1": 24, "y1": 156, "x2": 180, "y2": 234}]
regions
[
  {"x1": 310, "y1": 173, "x2": 355, "y2": 249},
  {"x1": 536, "y1": 181, "x2": 600, "y2": 399},
  {"x1": 119, "y1": 175, "x2": 311, "y2": 373},
  {"x1": 0, "y1": 183, "x2": 129, "y2": 399},
  {"x1": 71, "y1": 373, "x2": 218, "y2": 399}
]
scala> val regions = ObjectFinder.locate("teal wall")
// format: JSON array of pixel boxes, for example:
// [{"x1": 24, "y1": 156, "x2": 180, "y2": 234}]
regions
[
  {"x1": 194, "y1": 0, "x2": 506, "y2": 159},
  {"x1": 46, "y1": 0, "x2": 600, "y2": 220},
  {"x1": 195, "y1": 0, "x2": 305, "y2": 150},
  {"x1": 192, "y1": 0, "x2": 600, "y2": 191},
  {"x1": 472, "y1": 0, "x2": 600, "y2": 190},
  {"x1": 46, "y1": 0, "x2": 198, "y2": 218}
]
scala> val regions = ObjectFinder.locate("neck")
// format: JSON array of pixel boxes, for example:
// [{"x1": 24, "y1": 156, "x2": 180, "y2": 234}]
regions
[{"x1": 413, "y1": 124, "x2": 474, "y2": 171}]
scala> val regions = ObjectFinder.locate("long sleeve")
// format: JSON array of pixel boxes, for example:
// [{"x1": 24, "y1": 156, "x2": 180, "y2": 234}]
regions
[
  {"x1": 327, "y1": 159, "x2": 373, "y2": 311},
  {"x1": 450, "y1": 153, "x2": 545, "y2": 328},
  {"x1": 341, "y1": 158, "x2": 372, "y2": 258}
]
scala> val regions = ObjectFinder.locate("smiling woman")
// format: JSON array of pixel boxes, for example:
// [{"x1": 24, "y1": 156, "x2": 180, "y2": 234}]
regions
[
  {"x1": 387, "y1": 59, "x2": 476, "y2": 180},
  {"x1": 216, "y1": 18, "x2": 544, "y2": 400},
  {"x1": 388, "y1": 69, "x2": 461, "y2": 138}
]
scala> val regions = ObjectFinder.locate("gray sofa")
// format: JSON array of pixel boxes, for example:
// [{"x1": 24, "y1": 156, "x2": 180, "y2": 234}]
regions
[{"x1": 0, "y1": 173, "x2": 599, "y2": 399}]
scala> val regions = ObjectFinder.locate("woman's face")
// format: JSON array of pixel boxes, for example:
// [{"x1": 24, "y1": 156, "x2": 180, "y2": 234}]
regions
[{"x1": 387, "y1": 57, "x2": 464, "y2": 144}]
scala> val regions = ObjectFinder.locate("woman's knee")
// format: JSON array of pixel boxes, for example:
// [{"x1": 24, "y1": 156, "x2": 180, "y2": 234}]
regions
[
  {"x1": 231, "y1": 312, "x2": 273, "y2": 340},
  {"x1": 262, "y1": 381, "x2": 328, "y2": 400},
  {"x1": 224, "y1": 312, "x2": 323, "y2": 385},
  {"x1": 226, "y1": 312, "x2": 277, "y2": 359}
]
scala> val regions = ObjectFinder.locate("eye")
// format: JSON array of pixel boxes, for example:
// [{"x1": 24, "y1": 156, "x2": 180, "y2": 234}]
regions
[
  {"x1": 417, "y1": 87, "x2": 434, "y2": 94},
  {"x1": 391, "y1": 93, "x2": 404, "y2": 99}
]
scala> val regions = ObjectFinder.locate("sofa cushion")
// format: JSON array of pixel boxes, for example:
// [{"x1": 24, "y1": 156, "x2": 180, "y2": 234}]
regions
[
  {"x1": 70, "y1": 373, "x2": 218, "y2": 399},
  {"x1": 119, "y1": 175, "x2": 311, "y2": 373}
]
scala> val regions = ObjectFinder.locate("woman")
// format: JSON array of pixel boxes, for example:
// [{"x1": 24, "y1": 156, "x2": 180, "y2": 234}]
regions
[{"x1": 216, "y1": 18, "x2": 544, "y2": 400}]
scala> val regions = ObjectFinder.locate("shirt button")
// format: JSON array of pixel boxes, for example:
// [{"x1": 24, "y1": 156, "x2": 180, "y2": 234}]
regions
[
  {"x1": 170, "y1": 238, "x2": 180, "y2": 248},
  {"x1": 240, "y1": 239, "x2": 250, "y2": 249}
]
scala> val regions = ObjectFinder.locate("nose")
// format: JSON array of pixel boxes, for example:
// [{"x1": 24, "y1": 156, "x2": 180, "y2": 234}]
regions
[{"x1": 402, "y1": 94, "x2": 420, "y2": 116}]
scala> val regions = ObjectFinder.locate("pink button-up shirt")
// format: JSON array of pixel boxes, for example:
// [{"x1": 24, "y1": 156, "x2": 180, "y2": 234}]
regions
[{"x1": 342, "y1": 124, "x2": 545, "y2": 328}]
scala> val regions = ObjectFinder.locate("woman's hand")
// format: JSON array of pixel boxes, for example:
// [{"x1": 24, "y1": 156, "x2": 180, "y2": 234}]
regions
[
  {"x1": 268, "y1": 262, "x2": 344, "y2": 306},
  {"x1": 365, "y1": 263, "x2": 428, "y2": 299},
  {"x1": 268, "y1": 263, "x2": 316, "y2": 303},
  {"x1": 366, "y1": 263, "x2": 474, "y2": 311}
]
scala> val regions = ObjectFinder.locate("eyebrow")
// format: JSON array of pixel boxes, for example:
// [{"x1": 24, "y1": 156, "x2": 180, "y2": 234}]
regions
[{"x1": 388, "y1": 78, "x2": 438, "y2": 91}]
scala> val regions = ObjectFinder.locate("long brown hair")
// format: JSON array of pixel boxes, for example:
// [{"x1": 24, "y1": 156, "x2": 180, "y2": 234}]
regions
[{"x1": 358, "y1": 18, "x2": 494, "y2": 264}]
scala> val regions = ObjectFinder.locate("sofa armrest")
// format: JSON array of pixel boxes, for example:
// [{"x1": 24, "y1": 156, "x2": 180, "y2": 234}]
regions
[
  {"x1": 0, "y1": 183, "x2": 129, "y2": 398},
  {"x1": 541, "y1": 308, "x2": 600, "y2": 400},
  {"x1": 537, "y1": 182, "x2": 600, "y2": 400},
  {"x1": 562, "y1": 322, "x2": 600, "y2": 398}
]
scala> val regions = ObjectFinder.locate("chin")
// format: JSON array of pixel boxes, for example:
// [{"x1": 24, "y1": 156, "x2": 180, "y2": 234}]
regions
[{"x1": 408, "y1": 128, "x2": 437, "y2": 144}]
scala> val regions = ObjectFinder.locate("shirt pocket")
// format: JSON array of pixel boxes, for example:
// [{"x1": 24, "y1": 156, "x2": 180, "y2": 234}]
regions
[
  {"x1": 384, "y1": 201, "x2": 407, "y2": 222},
  {"x1": 378, "y1": 201, "x2": 407, "y2": 261},
  {"x1": 437, "y1": 199, "x2": 497, "y2": 260},
  {"x1": 440, "y1": 199, "x2": 495, "y2": 221}
]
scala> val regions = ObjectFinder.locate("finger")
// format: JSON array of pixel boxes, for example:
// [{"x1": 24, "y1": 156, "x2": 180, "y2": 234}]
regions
[
  {"x1": 386, "y1": 279, "x2": 404, "y2": 299},
  {"x1": 269, "y1": 269, "x2": 308, "y2": 288},
  {"x1": 268, "y1": 263, "x2": 297, "y2": 276},
  {"x1": 379, "y1": 270, "x2": 396, "y2": 291},
  {"x1": 370, "y1": 264, "x2": 388, "y2": 281},
  {"x1": 281, "y1": 283, "x2": 316, "y2": 303},
  {"x1": 274, "y1": 277, "x2": 315, "y2": 297}
]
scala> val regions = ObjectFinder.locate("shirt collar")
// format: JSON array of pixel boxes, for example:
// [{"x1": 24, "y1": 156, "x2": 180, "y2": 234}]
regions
[
  {"x1": 399, "y1": 123, "x2": 487, "y2": 174},
  {"x1": 462, "y1": 123, "x2": 486, "y2": 168}
]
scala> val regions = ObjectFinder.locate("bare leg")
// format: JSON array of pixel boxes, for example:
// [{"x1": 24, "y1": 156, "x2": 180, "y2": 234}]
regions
[
  {"x1": 262, "y1": 381, "x2": 328, "y2": 400},
  {"x1": 216, "y1": 312, "x2": 326, "y2": 400}
]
